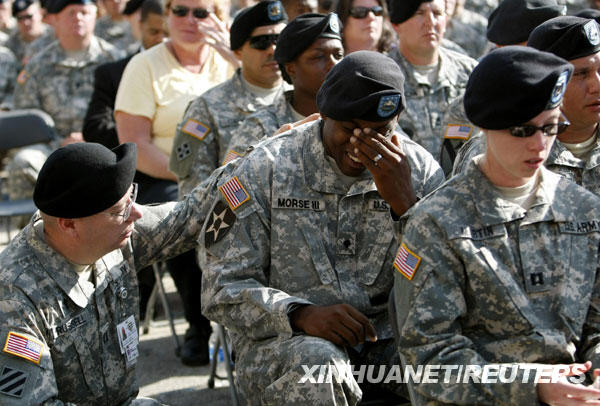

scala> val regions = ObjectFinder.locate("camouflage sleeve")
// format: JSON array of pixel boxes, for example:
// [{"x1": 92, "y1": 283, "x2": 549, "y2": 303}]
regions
[
  {"x1": 580, "y1": 251, "x2": 600, "y2": 368},
  {"x1": 0, "y1": 293, "x2": 67, "y2": 405},
  {"x1": 0, "y1": 49, "x2": 17, "y2": 109},
  {"x1": 169, "y1": 98, "x2": 219, "y2": 198},
  {"x1": 450, "y1": 132, "x2": 486, "y2": 177},
  {"x1": 13, "y1": 64, "x2": 41, "y2": 111},
  {"x1": 394, "y1": 212, "x2": 539, "y2": 405},
  {"x1": 199, "y1": 153, "x2": 312, "y2": 341}
]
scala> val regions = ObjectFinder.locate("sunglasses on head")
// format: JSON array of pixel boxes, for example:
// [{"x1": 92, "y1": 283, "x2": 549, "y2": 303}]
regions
[
  {"x1": 170, "y1": 5, "x2": 211, "y2": 19},
  {"x1": 249, "y1": 34, "x2": 279, "y2": 50},
  {"x1": 507, "y1": 120, "x2": 570, "y2": 138},
  {"x1": 349, "y1": 5, "x2": 383, "y2": 19}
]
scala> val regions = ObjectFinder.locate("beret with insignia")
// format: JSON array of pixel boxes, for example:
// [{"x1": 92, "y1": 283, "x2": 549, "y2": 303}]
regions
[
  {"x1": 487, "y1": 0, "x2": 565, "y2": 45},
  {"x1": 387, "y1": 0, "x2": 432, "y2": 24},
  {"x1": 123, "y1": 0, "x2": 143, "y2": 15},
  {"x1": 46, "y1": 0, "x2": 95, "y2": 14},
  {"x1": 12, "y1": 0, "x2": 34, "y2": 16},
  {"x1": 464, "y1": 46, "x2": 573, "y2": 130},
  {"x1": 274, "y1": 12, "x2": 342, "y2": 83},
  {"x1": 317, "y1": 50, "x2": 406, "y2": 122},
  {"x1": 230, "y1": 1, "x2": 288, "y2": 51},
  {"x1": 528, "y1": 16, "x2": 600, "y2": 61},
  {"x1": 34, "y1": 143, "x2": 137, "y2": 218}
]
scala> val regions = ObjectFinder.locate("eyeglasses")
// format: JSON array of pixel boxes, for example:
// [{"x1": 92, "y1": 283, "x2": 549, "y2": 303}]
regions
[
  {"x1": 507, "y1": 120, "x2": 570, "y2": 138},
  {"x1": 170, "y1": 5, "x2": 211, "y2": 19},
  {"x1": 111, "y1": 183, "x2": 138, "y2": 222},
  {"x1": 248, "y1": 34, "x2": 279, "y2": 50},
  {"x1": 349, "y1": 5, "x2": 383, "y2": 19},
  {"x1": 16, "y1": 13, "x2": 34, "y2": 21}
]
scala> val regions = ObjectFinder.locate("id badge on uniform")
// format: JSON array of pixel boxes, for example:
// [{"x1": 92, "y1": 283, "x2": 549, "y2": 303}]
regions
[{"x1": 117, "y1": 315, "x2": 139, "y2": 367}]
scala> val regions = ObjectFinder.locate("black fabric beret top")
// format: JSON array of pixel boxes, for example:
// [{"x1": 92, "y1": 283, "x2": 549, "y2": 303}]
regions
[
  {"x1": 46, "y1": 0, "x2": 94, "y2": 13},
  {"x1": 528, "y1": 16, "x2": 600, "y2": 61},
  {"x1": 123, "y1": 0, "x2": 143, "y2": 15},
  {"x1": 274, "y1": 13, "x2": 342, "y2": 83},
  {"x1": 387, "y1": 0, "x2": 432, "y2": 24},
  {"x1": 487, "y1": 0, "x2": 565, "y2": 45},
  {"x1": 230, "y1": 1, "x2": 287, "y2": 50},
  {"x1": 576, "y1": 8, "x2": 600, "y2": 22},
  {"x1": 317, "y1": 50, "x2": 406, "y2": 122},
  {"x1": 12, "y1": 0, "x2": 34, "y2": 16},
  {"x1": 34, "y1": 143, "x2": 137, "y2": 218},
  {"x1": 464, "y1": 46, "x2": 572, "y2": 130}
]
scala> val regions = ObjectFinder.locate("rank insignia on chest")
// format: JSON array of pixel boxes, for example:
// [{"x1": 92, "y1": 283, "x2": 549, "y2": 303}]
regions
[
  {"x1": 3, "y1": 332, "x2": 43, "y2": 364},
  {"x1": 182, "y1": 119, "x2": 210, "y2": 140},
  {"x1": 205, "y1": 200, "x2": 236, "y2": 247},
  {"x1": 394, "y1": 243, "x2": 421, "y2": 280},
  {"x1": 444, "y1": 124, "x2": 472, "y2": 140},
  {"x1": 222, "y1": 149, "x2": 243, "y2": 165},
  {"x1": 219, "y1": 176, "x2": 250, "y2": 210},
  {"x1": 0, "y1": 366, "x2": 28, "y2": 398}
]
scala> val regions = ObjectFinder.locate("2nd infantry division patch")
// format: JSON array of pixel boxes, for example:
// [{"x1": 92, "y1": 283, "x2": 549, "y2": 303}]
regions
[
  {"x1": 0, "y1": 366, "x2": 27, "y2": 398},
  {"x1": 394, "y1": 243, "x2": 421, "y2": 280},
  {"x1": 3, "y1": 332, "x2": 43, "y2": 365},
  {"x1": 205, "y1": 201, "x2": 236, "y2": 247}
]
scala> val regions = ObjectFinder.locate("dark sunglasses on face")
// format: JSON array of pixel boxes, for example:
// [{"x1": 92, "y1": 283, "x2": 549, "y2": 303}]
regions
[
  {"x1": 507, "y1": 120, "x2": 570, "y2": 138},
  {"x1": 170, "y1": 5, "x2": 211, "y2": 19},
  {"x1": 16, "y1": 13, "x2": 34, "y2": 21},
  {"x1": 249, "y1": 34, "x2": 279, "y2": 50},
  {"x1": 349, "y1": 5, "x2": 383, "y2": 19}
]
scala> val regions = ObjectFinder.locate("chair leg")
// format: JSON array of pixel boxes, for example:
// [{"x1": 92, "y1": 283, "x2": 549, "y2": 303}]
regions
[
  {"x1": 152, "y1": 263, "x2": 181, "y2": 355},
  {"x1": 207, "y1": 332, "x2": 221, "y2": 389},
  {"x1": 218, "y1": 324, "x2": 239, "y2": 406},
  {"x1": 142, "y1": 283, "x2": 158, "y2": 334}
]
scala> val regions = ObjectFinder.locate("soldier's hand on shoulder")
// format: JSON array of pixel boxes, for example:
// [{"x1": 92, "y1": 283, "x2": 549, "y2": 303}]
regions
[
  {"x1": 289, "y1": 303, "x2": 377, "y2": 348},
  {"x1": 350, "y1": 128, "x2": 417, "y2": 216}
]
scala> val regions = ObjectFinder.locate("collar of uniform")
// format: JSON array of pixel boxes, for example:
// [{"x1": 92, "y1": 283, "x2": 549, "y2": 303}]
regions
[
  {"x1": 551, "y1": 125, "x2": 600, "y2": 170},
  {"x1": 54, "y1": 36, "x2": 104, "y2": 68},
  {"x1": 302, "y1": 119, "x2": 374, "y2": 194},
  {"x1": 25, "y1": 219, "x2": 92, "y2": 308},
  {"x1": 463, "y1": 158, "x2": 552, "y2": 225}
]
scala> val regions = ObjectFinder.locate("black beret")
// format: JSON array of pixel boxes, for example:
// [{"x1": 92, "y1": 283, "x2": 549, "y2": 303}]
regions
[
  {"x1": 317, "y1": 50, "x2": 405, "y2": 122},
  {"x1": 46, "y1": 0, "x2": 94, "y2": 14},
  {"x1": 576, "y1": 8, "x2": 600, "y2": 22},
  {"x1": 230, "y1": 1, "x2": 287, "y2": 50},
  {"x1": 274, "y1": 13, "x2": 342, "y2": 83},
  {"x1": 123, "y1": 0, "x2": 143, "y2": 15},
  {"x1": 34, "y1": 143, "x2": 137, "y2": 218},
  {"x1": 387, "y1": 0, "x2": 432, "y2": 24},
  {"x1": 528, "y1": 16, "x2": 600, "y2": 61},
  {"x1": 487, "y1": 0, "x2": 566, "y2": 45},
  {"x1": 464, "y1": 46, "x2": 572, "y2": 130},
  {"x1": 12, "y1": 0, "x2": 34, "y2": 16}
]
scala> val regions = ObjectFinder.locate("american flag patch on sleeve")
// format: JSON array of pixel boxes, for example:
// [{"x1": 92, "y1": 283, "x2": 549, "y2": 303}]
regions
[
  {"x1": 182, "y1": 119, "x2": 210, "y2": 140},
  {"x1": 3, "y1": 332, "x2": 43, "y2": 364},
  {"x1": 219, "y1": 176, "x2": 250, "y2": 210},
  {"x1": 394, "y1": 243, "x2": 421, "y2": 280},
  {"x1": 222, "y1": 149, "x2": 243, "y2": 165},
  {"x1": 444, "y1": 124, "x2": 473, "y2": 140}
]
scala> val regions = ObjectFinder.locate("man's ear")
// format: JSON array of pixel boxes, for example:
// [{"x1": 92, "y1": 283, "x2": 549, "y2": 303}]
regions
[
  {"x1": 56, "y1": 217, "x2": 79, "y2": 238},
  {"x1": 285, "y1": 61, "x2": 295, "y2": 80}
]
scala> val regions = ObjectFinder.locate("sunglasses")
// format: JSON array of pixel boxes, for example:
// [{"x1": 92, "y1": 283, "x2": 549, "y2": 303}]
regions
[
  {"x1": 349, "y1": 5, "x2": 383, "y2": 19},
  {"x1": 508, "y1": 120, "x2": 570, "y2": 138},
  {"x1": 16, "y1": 13, "x2": 34, "y2": 21},
  {"x1": 170, "y1": 5, "x2": 211, "y2": 19},
  {"x1": 249, "y1": 34, "x2": 279, "y2": 50}
]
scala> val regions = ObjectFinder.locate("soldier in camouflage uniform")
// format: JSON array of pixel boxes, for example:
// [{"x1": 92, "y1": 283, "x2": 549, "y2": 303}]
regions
[
  {"x1": 22, "y1": 27, "x2": 55, "y2": 64},
  {"x1": 5, "y1": 0, "x2": 48, "y2": 66},
  {"x1": 0, "y1": 45, "x2": 17, "y2": 109},
  {"x1": 8, "y1": 0, "x2": 122, "y2": 206},
  {"x1": 170, "y1": 1, "x2": 288, "y2": 198},
  {"x1": 221, "y1": 12, "x2": 344, "y2": 181},
  {"x1": 0, "y1": 142, "x2": 225, "y2": 405},
  {"x1": 444, "y1": 0, "x2": 487, "y2": 59},
  {"x1": 387, "y1": 0, "x2": 477, "y2": 166},
  {"x1": 452, "y1": 16, "x2": 600, "y2": 196},
  {"x1": 94, "y1": 0, "x2": 139, "y2": 53},
  {"x1": 393, "y1": 46, "x2": 600, "y2": 405},
  {"x1": 200, "y1": 52, "x2": 444, "y2": 405}
]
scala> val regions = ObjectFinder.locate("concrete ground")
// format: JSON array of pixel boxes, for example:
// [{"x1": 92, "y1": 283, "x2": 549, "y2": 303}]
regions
[{"x1": 136, "y1": 277, "x2": 235, "y2": 406}]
